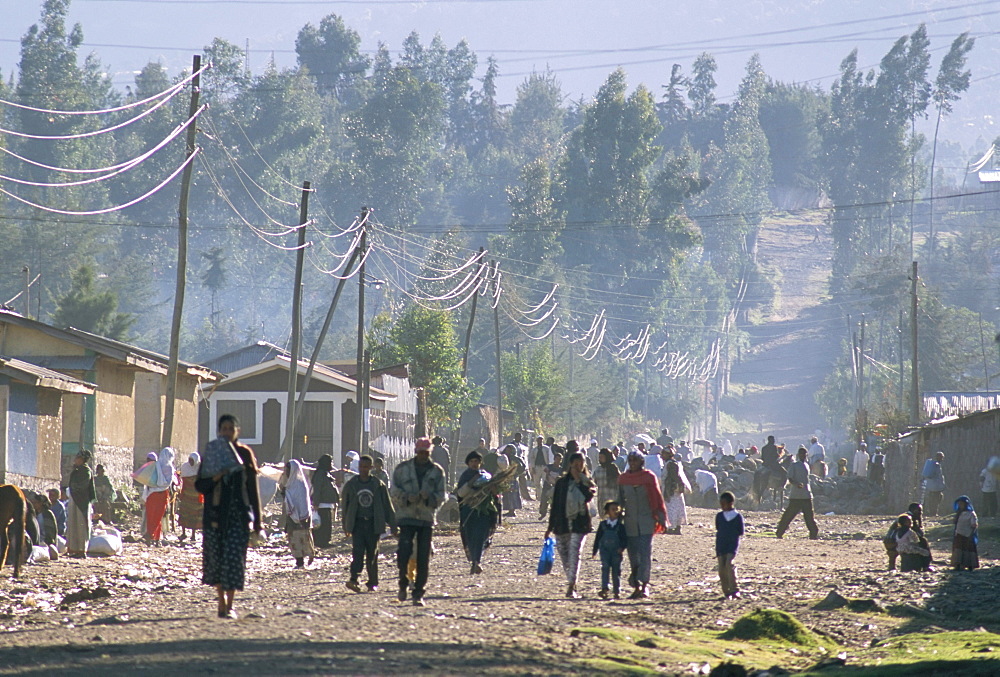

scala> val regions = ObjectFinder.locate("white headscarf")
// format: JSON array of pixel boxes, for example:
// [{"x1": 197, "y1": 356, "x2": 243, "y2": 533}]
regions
[
  {"x1": 180, "y1": 452, "x2": 200, "y2": 478},
  {"x1": 147, "y1": 447, "x2": 176, "y2": 494},
  {"x1": 284, "y1": 459, "x2": 312, "y2": 523}
]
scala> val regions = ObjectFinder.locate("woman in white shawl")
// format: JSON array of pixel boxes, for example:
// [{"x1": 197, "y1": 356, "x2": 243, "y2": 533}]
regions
[
  {"x1": 178, "y1": 452, "x2": 203, "y2": 541},
  {"x1": 662, "y1": 457, "x2": 691, "y2": 535},
  {"x1": 283, "y1": 459, "x2": 315, "y2": 568},
  {"x1": 145, "y1": 447, "x2": 177, "y2": 545}
]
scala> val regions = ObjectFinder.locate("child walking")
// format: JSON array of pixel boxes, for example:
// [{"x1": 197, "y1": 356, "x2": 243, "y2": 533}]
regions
[
  {"x1": 715, "y1": 491, "x2": 745, "y2": 599},
  {"x1": 951, "y1": 495, "x2": 979, "y2": 571},
  {"x1": 591, "y1": 500, "x2": 628, "y2": 599}
]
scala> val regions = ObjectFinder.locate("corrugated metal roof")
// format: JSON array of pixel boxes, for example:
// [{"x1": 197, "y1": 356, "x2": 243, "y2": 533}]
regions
[
  {"x1": 0, "y1": 356, "x2": 97, "y2": 394},
  {"x1": 202, "y1": 342, "x2": 287, "y2": 374},
  {"x1": 979, "y1": 169, "x2": 1000, "y2": 183},
  {"x1": 0, "y1": 309, "x2": 218, "y2": 380}
]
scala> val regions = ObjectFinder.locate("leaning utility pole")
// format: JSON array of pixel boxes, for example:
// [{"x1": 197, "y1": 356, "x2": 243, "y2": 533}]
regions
[
  {"x1": 452, "y1": 248, "x2": 486, "y2": 471},
  {"x1": 161, "y1": 55, "x2": 201, "y2": 450},
  {"x1": 492, "y1": 260, "x2": 503, "y2": 446},
  {"x1": 289, "y1": 225, "x2": 365, "y2": 439},
  {"x1": 355, "y1": 211, "x2": 369, "y2": 457},
  {"x1": 280, "y1": 181, "x2": 311, "y2": 462},
  {"x1": 910, "y1": 261, "x2": 920, "y2": 424}
]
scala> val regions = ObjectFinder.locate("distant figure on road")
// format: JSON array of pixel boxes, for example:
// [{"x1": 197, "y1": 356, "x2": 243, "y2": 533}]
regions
[
  {"x1": 852, "y1": 443, "x2": 870, "y2": 478},
  {"x1": 761, "y1": 436, "x2": 782, "y2": 473},
  {"x1": 282, "y1": 459, "x2": 315, "y2": 569},
  {"x1": 979, "y1": 461, "x2": 997, "y2": 518},
  {"x1": 921, "y1": 451, "x2": 947, "y2": 516},
  {"x1": 775, "y1": 447, "x2": 818, "y2": 540},
  {"x1": 808, "y1": 437, "x2": 826, "y2": 477},
  {"x1": 431, "y1": 436, "x2": 451, "y2": 486}
]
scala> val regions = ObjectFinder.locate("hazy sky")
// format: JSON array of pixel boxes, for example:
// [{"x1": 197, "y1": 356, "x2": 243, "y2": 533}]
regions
[{"x1": 2, "y1": 0, "x2": 998, "y2": 146}]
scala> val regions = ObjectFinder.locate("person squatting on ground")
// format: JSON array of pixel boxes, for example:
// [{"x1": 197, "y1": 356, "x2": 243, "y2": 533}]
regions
[
  {"x1": 282, "y1": 459, "x2": 315, "y2": 569},
  {"x1": 545, "y1": 450, "x2": 596, "y2": 599},
  {"x1": 591, "y1": 500, "x2": 628, "y2": 599},
  {"x1": 895, "y1": 513, "x2": 932, "y2": 572},
  {"x1": 775, "y1": 446, "x2": 818, "y2": 540},
  {"x1": 716, "y1": 491, "x2": 744, "y2": 599},
  {"x1": 391, "y1": 437, "x2": 446, "y2": 607},
  {"x1": 343, "y1": 455, "x2": 396, "y2": 592},
  {"x1": 617, "y1": 451, "x2": 667, "y2": 599},
  {"x1": 951, "y1": 495, "x2": 979, "y2": 571},
  {"x1": 455, "y1": 451, "x2": 500, "y2": 576}
]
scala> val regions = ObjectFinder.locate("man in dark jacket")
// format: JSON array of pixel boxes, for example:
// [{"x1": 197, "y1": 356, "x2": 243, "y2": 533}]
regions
[{"x1": 342, "y1": 455, "x2": 395, "y2": 593}]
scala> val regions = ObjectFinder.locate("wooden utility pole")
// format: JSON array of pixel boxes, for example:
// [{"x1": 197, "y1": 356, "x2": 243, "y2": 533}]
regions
[
  {"x1": 362, "y1": 348, "x2": 371, "y2": 454},
  {"x1": 280, "y1": 181, "x2": 310, "y2": 462},
  {"x1": 290, "y1": 230, "x2": 365, "y2": 438},
  {"x1": 898, "y1": 309, "x2": 904, "y2": 410},
  {"x1": 355, "y1": 215, "x2": 369, "y2": 456},
  {"x1": 910, "y1": 261, "x2": 920, "y2": 423},
  {"x1": 452, "y1": 249, "x2": 485, "y2": 469},
  {"x1": 21, "y1": 266, "x2": 29, "y2": 318},
  {"x1": 161, "y1": 55, "x2": 201, "y2": 450},
  {"x1": 492, "y1": 261, "x2": 503, "y2": 445}
]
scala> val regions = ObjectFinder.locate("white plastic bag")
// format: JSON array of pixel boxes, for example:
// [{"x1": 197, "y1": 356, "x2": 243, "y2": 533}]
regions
[
  {"x1": 87, "y1": 524, "x2": 123, "y2": 557},
  {"x1": 29, "y1": 545, "x2": 50, "y2": 563},
  {"x1": 56, "y1": 535, "x2": 67, "y2": 554}
]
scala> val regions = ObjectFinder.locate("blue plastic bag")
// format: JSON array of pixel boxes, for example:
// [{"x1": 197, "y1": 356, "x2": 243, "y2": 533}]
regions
[{"x1": 537, "y1": 536, "x2": 555, "y2": 575}]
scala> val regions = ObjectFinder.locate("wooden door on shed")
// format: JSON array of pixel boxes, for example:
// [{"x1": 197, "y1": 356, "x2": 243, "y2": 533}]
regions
[{"x1": 297, "y1": 400, "x2": 334, "y2": 463}]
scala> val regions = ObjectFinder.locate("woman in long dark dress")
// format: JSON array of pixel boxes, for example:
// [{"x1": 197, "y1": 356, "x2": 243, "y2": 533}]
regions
[
  {"x1": 455, "y1": 451, "x2": 501, "y2": 575},
  {"x1": 196, "y1": 414, "x2": 263, "y2": 619},
  {"x1": 310, "y1": 454, "x2": 339, "y2": 548}
]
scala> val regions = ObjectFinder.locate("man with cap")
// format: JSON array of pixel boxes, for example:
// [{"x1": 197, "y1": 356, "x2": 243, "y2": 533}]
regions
[
  {"x1": 586, "y1": 439, "x2": 601, "y2": 471},
  {"x1": 390, "y1": 437, "x2": 446, "y2": 606},
  {"x1": 617, "y1": 451, "x2": 667, "y2": 598}
]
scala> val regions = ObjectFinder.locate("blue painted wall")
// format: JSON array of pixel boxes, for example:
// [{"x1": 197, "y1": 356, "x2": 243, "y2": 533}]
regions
[{"x1": 7, "y1": 382, "x2": 39, "y2": 476}]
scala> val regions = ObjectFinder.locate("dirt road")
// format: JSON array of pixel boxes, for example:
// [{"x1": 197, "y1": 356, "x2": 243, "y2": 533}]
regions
[{"x1": 1, "y1": 500, "x2": 998, "y2": 675}]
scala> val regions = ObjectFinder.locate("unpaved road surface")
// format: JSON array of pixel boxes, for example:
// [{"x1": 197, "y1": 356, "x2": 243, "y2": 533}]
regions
[{"x1": 1, "y1": 500, "x2": 997, "y2": 675}]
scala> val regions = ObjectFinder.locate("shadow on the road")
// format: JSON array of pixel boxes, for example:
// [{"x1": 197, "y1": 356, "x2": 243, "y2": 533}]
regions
[{"x1": 0, "y1": 638, "x2": 564, "y2": 676}]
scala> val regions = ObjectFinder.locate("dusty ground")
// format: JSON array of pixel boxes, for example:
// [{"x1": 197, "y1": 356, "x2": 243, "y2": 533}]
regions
[{"x1": 1, "y1": 500, "x2": 998, "y2": 676}]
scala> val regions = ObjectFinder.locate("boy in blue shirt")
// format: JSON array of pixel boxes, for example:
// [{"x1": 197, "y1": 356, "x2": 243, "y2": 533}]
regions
[
  {"x1": 592, "y1": 500, "x2": 628, "y2": 599},
  {"x1": 715, "y1": 491, "x2": 745, "y2": 599}
]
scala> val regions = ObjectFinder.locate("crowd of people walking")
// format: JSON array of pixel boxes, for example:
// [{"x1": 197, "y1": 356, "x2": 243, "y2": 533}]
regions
[{"x1": 22, "y1": 418, "x2": 996, "y2": 620}]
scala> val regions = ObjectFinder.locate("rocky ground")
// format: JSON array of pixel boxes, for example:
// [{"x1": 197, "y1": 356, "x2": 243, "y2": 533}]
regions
[{"x1": 1, "y1": 499, "x2": 999, "y2": 676}]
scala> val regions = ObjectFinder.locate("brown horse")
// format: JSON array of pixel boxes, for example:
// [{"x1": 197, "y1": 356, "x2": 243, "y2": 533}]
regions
[{"x1": 0, "y1": 484, "x2": 27, "y2": 578}]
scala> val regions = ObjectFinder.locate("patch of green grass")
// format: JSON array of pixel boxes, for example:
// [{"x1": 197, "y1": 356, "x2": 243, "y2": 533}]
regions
[
  {"x1": 571, "y1": 622, "x2": 829, "y2": 674},
  {"x1": 579, "y1": 657, "x2": 657, "y2": 675},
  {"x1": 721, "y1": 609, "x2": 820, "y2": 646},
  {"x1": 799, "y1": 631, "x2": 1000, "y2": 676}
]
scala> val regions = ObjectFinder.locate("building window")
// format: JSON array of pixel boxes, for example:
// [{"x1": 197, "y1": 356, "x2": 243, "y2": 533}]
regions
[{"x1": 216, "y1": 399, "x2": 257, "y2": 439}]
